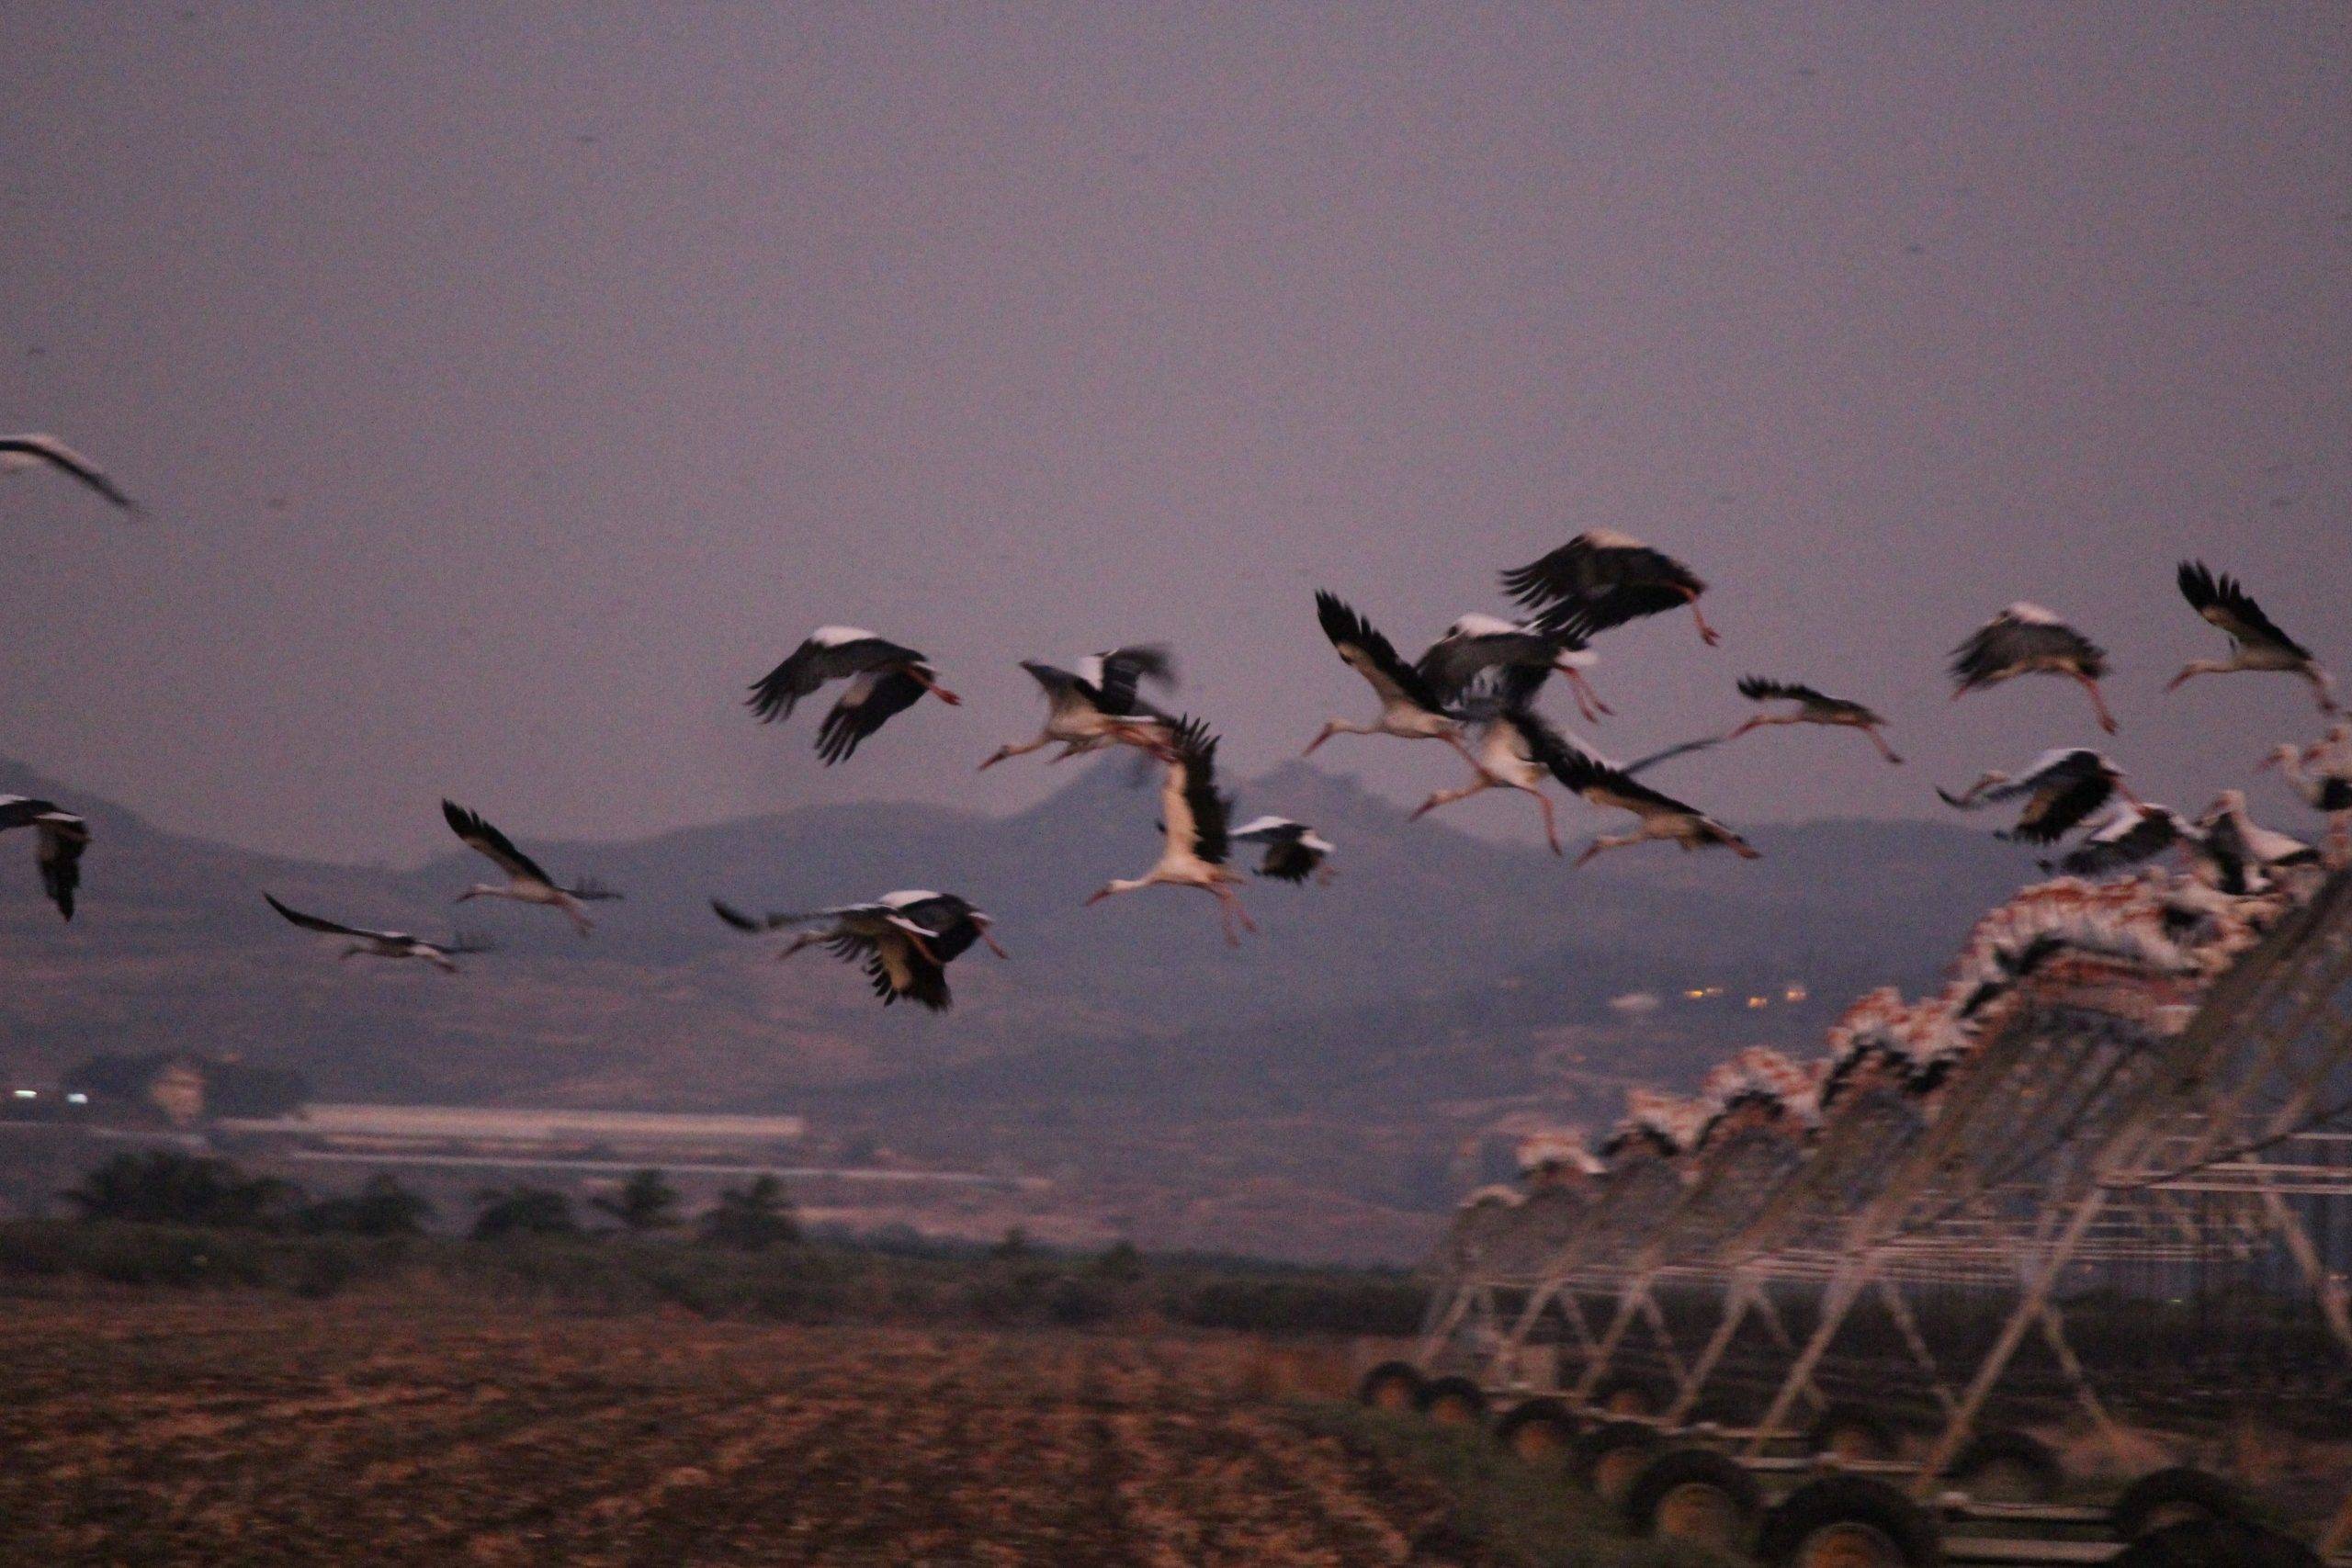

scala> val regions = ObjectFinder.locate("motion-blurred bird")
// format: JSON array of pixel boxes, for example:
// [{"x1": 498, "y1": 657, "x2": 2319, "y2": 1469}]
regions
[
  {"x1": 747, "y1": 627, "x2": 962, "y2": 764},
  {"x1": 1950, "y1": 604, "x2": 2118, "y2": 734},
  {"x1": 1937, "y1": 749, "x2": 2134, "y2": 845},
  {"x1": 978, "y1": 645, "x2": 1175, "y2": 771},
  {"x1": 1086, "y1": 716, "x2": 1257, "y2": 944},
  {"x1": 1230, "y1": 817, "x2": 1337, "y2": 884},
  {"x1": 711, "y1": 890, "x2": 1005, "y2": 1011},
  {"x1": 1548, "y1": 750, "x2": 1759, "y2": 867},
  {"x1": 1306, "y1": 592, "x2": 1478, "y2": 765},
  {"x1": 442, "y1": 800, "x2": 621, "y2": 937},
  {"x1": 0, "y1": 434, "x2": 137, "y2": 513},
  {"x1": 2171, "y1": 560, "x2": 2335, "y2": 713},
  {"x1": 1728, "y1": 677, "x2": 1902, "y2": 764},
  {"x1": 1499, "y1": 530, "x2": 1718, "y2": 647},
  {"x1": 0, "y1": 795, "x2": 88, "y2": 919},
  {"x1": 1415, "y1": 614, "x2": 1611, "y2": 724},
  {"x1": 265, "y1": 893, "x2": 493, "y2": 973}
]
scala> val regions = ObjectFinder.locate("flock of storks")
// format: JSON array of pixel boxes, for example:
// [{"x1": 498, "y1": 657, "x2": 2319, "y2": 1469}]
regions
[{"x1": 6, "y1": 432, "x2": 2349, "y2": 1015}]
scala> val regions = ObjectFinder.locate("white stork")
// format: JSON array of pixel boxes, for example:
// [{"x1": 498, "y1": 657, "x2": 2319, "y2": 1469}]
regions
[
  {"x1": 1937, "y1": 749, "x2": 2136, "y2": 845},
  {"x1": 266, "y1": 893, "x2": 493, "y2": 973},
  {"x1": 978, "y1": 645, "x2": 1175, "y2": 771},
  {"x1": 1, "y1": 434, "x2": 138, "y2": 514},
  {"x1": 1499, "y1": 530, "x2": 1719, "y2": 647},
  {"x1": 0, "y1": 796, "x2": 89, "y2": 920},
  {"x1": 2171, "y1": 561, "x2": 2335, "y2": 713},
  {"x1": 442, "y1": 800, "x2": 621, "y2": 936},
  {"x1": 1549, "y1": 748, "x2": 1759, "y2": 867},
  {"x1": 1412, "y1": 669, "x2": 1719, "y2": 856},
  {"x1": 2040, "y1": 802, "x2": 2197, "y2": 879},
  {"x1": 747, "y1": 627, "x2": 962, "y2": 764},
  {"x1": 1729, "y1": 677, "x2": 1902, "y2": 764},
  {"x1": 2194, "y1": 791, "x2": 2321, "y2": 895},
  {"x1": 2259, "y1": 722, "x2": 2352, "y2": 862},
  {"x1": 1085, "y1": 716, "x2": 1257, "y2": 944},
  {"x1": 1949, "y1": 604, "x2": 2118, "y2": 734},
  {"x1": 711, "y1": 890, "x2": 1005, "y2": 1011},
  {"x1": 1229, "y1": 817, "x2": 1337, "y2": 884},
  {"x1": 1416, "y1": 614, "x2": 1611, "y2": 724},
  {"x1": 1305, "y1": 592, "x2": 1478, "y2": 764}
]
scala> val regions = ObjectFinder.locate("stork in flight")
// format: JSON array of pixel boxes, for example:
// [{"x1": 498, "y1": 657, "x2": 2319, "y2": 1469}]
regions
[
  {"x1": 1230, "y1": 817, "x2": 1337, "y2": 884},
  {"x1": 1499, "y1": 530, "x2": 1719, "y2": 647},
  {"x1": 2171, "y1": 560, "x2": 2335, "y2": 713},
  {"x1": 1938, "y1": 749, "x2": 2136, "y2": 845},
  {"x1": 442, "y1": 800, "x2": 621, "y2": 936},
  {"x1": 1, "y1": 434, "x2": 138, "y2": 514},
  {"x1": 1950, "y1": 604, "x2": 2118, "y2": 734},
  {"x1": 1549, "y1": 748, "x2": 1759, "y2": 867},
  {"x1": 978, "y1": 645, "x2": 1176, "y2": 771},
  {"x1": 1086, "y1": 716, "x2": 1257, "y2": 944},
  {"x1": 0, "y1": 796, "x2": 89, "y2": 920},
  {"x1": 265, "y1": 893, "x2": 494, "y2": 973},
  {"x1": 1306, "y1": 592, "x2": 1478, "y2": 764},
  {"x1": 747, "y1": 627, "x2": 962, "y2": 764},
  {"x1": 1416, "y1": 614, "x2": 1611, "y2": 724},
  {"x1": 1412, "y1": 668, "x2": 1719, "y2": 855},
  {"x1": 711, "y1": 890, "x2": 1005, "y2": 1011},
  {"x1": 1728, "y1": 677, "x2": 1902, "y2": 764}
]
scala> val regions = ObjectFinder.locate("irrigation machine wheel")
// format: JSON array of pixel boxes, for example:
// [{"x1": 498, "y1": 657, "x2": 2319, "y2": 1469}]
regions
[
  {"x1": 1939, "y1": 1428, "x2": 2064, "y2": 1504},
  {"x1": 1573, "y1": 1419, "x2": 1667, "y2": 1508},
  {"x1": 1623, "y1": 1446, "x2": 1765, "y2": 1553},
  {"x1": 1355, "y1": 1359, "x2": 1424, "y2": 1414},
  {"x1": 1758, "y1": 1475, "x2": 1941, "y2": 1568},
  {"x1": 1589, "y1": 1372, "x2": 1672, "y2": 1417},
  {"x1": 1804, "y1": 1402, "x2": 1902, "y2": 1463},
  {"x1": 1414, "y1": 1374, "x2": 1488, "y2": 1429},
  {"x1": 2109, "y1": 1467, "x2": 2255, "y2": 1540},
  {"x1": 2109, "y1": 1519, "x2": 2321, "y2": 1567},
  {"x1": 1491, "y1": 1397, "x2": 1580, "y2": 1464}
]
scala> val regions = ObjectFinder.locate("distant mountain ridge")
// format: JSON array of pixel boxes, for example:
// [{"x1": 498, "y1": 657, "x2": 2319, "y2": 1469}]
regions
[{"x1": 0, "y1": 752, "x2": 2040, "y2": 1257}]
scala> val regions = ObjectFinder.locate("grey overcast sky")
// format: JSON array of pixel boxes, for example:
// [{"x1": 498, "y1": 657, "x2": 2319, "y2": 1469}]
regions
[{"x1": 3, "y1": 4, "x2": 2346, "y2": 863}]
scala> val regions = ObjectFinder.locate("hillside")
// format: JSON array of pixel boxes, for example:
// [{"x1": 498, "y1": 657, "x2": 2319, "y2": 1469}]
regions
[{"x1": 0, "y1": 754, "x2": 2039, "y2": 1257}]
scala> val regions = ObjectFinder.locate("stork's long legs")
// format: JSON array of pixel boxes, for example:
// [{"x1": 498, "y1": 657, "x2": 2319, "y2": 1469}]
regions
[
  {"x1": 1862, "y1": 726, "x2": 1905, "y2": 765},
  {"x1": 1561, "y1": 666, "x2": 1613, "y2": 721},
  {"x1": 978, "y1": 736, "x2": 1051, "y2": 772},
  {"x1": 1206, "y1": 881, "x2": 1256, "y2": 947},
  {"x1": 1677, "y1": 585, "x2": 1721, "y2": 648},
  {"x1": 905, "y1": 665, "x2": 963, "y2": 706},
  {"x1": 2075, "y1": 672, "x2": 2119, "y2": 735},
  {"x1": 1573, "y1": 830, "x2": 1645, "y2": 869},
  {"x1": 1410, "y1": 778, "x2": 1493, "y2": 820},
  {"x1": 1531, "y1": 788, "x2": 1564, "y2": 856}
]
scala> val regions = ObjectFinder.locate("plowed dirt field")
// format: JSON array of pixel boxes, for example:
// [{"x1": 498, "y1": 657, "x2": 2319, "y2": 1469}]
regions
[{"x1": 2, "y1": 1293, "x2": 1453, "y2": 1565}]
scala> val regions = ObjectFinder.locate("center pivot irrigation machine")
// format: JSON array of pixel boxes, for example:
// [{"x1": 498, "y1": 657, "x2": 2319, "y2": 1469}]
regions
[{"x1": 1374, "y1": 864, "x2": 2352, "y2": 1566}]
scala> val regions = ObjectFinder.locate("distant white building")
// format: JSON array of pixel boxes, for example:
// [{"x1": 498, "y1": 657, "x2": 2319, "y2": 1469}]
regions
[{"x1": 215, "y1": 1103, "x2": 807, "y2": 1162}]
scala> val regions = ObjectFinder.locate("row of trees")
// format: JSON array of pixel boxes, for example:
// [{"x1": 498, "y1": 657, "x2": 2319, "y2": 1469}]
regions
[{"x1": 63, "y1": 1153, "x2": 800, "y2": 1250}]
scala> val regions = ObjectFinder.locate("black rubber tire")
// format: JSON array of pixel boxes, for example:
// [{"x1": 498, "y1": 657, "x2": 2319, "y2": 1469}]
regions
[
  {"x1": 1589, "y1": 1372, "x2": 1671, "y2": 1417},
  {"x1": 1939, "y1": 1428, "x2": 2064, "y2": 1503},
  {"x1": 1492, "y1": 1396, "x2": 1580, "y2": 1462},
  {"x1": 1356, "y1": 1359, "x2": 1423, "y2": 1414},
  {"x1": 1574, "y1": 1419, "x2": 1667, "y2": 1506},
  {"x1": 1414, "y1": 1373, "x2": 1488, "y2": 1427},
  {"x1": 2109, "y1": 1519, "x2": 2321, "y2": 1567},
  {"x1": 1804, "y1": 1401, "x2": 1900, "y2": 1462},
  {"x1": 2110, "y1": 1468, "x2": 2254, "y2": 1540},
  {"x1": 1623, "y1": 1446, "x2": 1764, "y2": 1551},
  {"x1": 1758, "y1": 1475, "x2": 1941, "y2": 1566}
]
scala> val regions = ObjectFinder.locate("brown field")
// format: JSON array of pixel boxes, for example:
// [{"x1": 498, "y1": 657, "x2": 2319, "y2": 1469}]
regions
[{"x1": 0, "y1": 1292, "x2": 1456, "y2": 1566}]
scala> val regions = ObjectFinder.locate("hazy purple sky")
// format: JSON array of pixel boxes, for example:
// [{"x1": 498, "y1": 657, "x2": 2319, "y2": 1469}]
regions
[{"x1": 4, "y1": 5, "x2": 2346, "y2": 863}]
